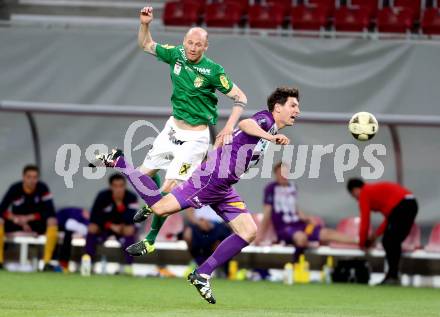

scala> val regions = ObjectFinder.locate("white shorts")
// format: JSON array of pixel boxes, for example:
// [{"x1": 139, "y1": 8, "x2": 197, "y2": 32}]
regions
[{"x1": 142, "y1": 117, "x2": 210, "y2": 181}]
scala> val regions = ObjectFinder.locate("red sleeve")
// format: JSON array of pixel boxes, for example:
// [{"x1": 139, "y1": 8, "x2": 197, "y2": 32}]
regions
[
  {"x1": 358, "y1": 192, "x2": 370, "y2": 248},
  {"x1": 374, "y1": 218, "x2": 388, "y2": 237}
]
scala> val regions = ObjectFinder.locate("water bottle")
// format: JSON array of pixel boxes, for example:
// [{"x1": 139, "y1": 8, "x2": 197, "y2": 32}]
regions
[
  {"x1": 283, "y1": 262, "x2": 294, "y2": 285},
  {"x1": 81, "y1": 254, "x2": 92, "y2": 277}
]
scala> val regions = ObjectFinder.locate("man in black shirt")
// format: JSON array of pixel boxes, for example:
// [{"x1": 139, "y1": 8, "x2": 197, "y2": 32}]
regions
[
  {"x1": 0, "y1": 165, "x2": 58, "y2": 270},
  {"x1": 84, "y1": 173, "x2": 139, "y2": 273}
]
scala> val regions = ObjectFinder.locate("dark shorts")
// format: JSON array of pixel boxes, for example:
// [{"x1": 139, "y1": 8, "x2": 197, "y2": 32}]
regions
[
  {"x1": 4, "y1": 219, "x2": 47, "y2": 234},
  {"x1": 90, "y1": 209, "x2": 136, "y2": 230},
  {"x1": 172, "y1": 173, "x2": 248, "y2": 223},
  {"x1": 190, "y1": 222, "x2": 231, "y2": 256},
  {"x1": 277, "y1": 221, "x2": 322, "y2": 244}
]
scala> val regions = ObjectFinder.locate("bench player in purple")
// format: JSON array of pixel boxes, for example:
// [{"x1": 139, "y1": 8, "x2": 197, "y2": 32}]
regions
[{"x1": 91, "y1": 87, "x2": 300, "y2": 304}]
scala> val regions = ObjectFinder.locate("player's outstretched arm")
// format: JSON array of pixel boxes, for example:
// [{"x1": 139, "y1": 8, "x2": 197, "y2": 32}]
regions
[
  {"x1": 138, "y1": 6, "x2": 157, "y2": 55},
  {"x1": 214, "y1": 84, "x2": 247, "y2": 148},
  {"x1": 238, "y1": 119, "x2": 290, "y2": 145}
]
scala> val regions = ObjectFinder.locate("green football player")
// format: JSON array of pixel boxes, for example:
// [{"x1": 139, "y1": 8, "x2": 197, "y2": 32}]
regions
[{"x1": 135, "y1": 6, "x2": 247, "y2": 253}]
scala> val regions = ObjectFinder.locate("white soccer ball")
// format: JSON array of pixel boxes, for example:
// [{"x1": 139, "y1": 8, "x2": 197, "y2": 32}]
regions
[{"x1": 348, "y1": 112, "x2": 379, "y2": 141}]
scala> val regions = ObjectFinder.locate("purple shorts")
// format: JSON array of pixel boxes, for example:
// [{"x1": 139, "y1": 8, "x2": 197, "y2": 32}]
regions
[
  {"x1": 171, "y1": 171, "x2": 248, "y2": 223},
  {"x1": 277, "y1": 221, "x2": 322, "y2": 244}
]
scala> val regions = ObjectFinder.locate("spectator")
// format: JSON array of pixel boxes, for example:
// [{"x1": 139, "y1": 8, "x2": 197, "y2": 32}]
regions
[
  {"x1": 85, "y1": 173, "x2": 139, "y2": 274},
  {"x1": 255, "y1": 162, "x2": 357, "y2": 262},
  {"x1": 182, "y1": 206, "x2": 231, "y2": 272},
  {"x1": 0, "y1": 165, "x2": 58, "y2": 271},
  {"x1": 347, "y1": 178, "x2": 418, "y2": 285},
  {"x1": 57, "y1": 207, "x2": 90, "y2": 272}
]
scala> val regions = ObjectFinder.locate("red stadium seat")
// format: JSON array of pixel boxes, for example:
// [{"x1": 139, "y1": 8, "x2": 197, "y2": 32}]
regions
[
  {"x1": 334, "y1": 6, "x2": 371, "y2": 32},
  {"x1": 291, "y1": 5, "x2": 330, "y2": 30},
  {"x1": 350, "y1": 0, "x2": 378, "y2": 18},
  {"x1": 156, "y1": 213, "x2": 184, "y2": 242},
  {"x1": 223, "y1": 0, "x2": 249, "y2": 11},
  {"x1": 308, "y1": 0, "x2": 335, "y2": 16},
  {"x1": 393, "y1": 0, "x2": 421, "y2": 19},
  {"x1": 329, "y1": 217, "x2": 370, "y2": 249},
  {"x1": 163, "y1": 1, "x2": 203, "y2": 26},
  {"x1": 425, "y1": 223, "x2": 440, "y2": 253},
  {"x1": 205, "y1": 2, "x2": 244, "y2": 27},
  {"x1": 248, "y1": 3, "x2": 286, "y2": 29},
  {"x1": 401, "y1": 223, "x2": 421, "y2": 252},
  {"x1": 377, "y1": 7, "x2": 415, "y2": 33},
  {"x1": 421, "y1": 8, "x2": 440, "y2": 35},
  {"x1": 266, "y1": 0, "x2": 292, "y2": 11}
]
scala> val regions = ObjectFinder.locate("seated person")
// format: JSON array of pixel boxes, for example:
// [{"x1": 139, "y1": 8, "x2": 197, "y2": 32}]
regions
[
  {"x1": 57, "y1": 207, "x2": 90, "y2": 271},
  {"x1": 182, "y1": 206, "x2": 231, "y2": 271},
  {"x1": 254, "y1": 162, "x2": 357, "y2": 262},
  {"x1": 0, "y1": 165, "x2": 58, "y2": 271},
  {"x1": 85, "y1": 173, "x2": 138, "y2": 274}
]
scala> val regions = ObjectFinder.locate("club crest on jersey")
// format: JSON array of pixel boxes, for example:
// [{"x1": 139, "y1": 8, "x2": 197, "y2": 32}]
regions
[
  {"x1": 174, "y1": 62, "x2": 182, "y2": 75},
  {"x1": 194, "y1": 76, "x2": 204, "y2": 88},
  {"x1": 220, "y1": 75, "x2": 230, "y2": 90},
  {"x1": 179, "y1": 163, "x2": 192, "y2": 175}
]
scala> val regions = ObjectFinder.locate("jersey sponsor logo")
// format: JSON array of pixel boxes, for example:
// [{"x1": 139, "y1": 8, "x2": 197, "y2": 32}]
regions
[
  {"x1": 193, "y1": 66, "x2": 211, "y2": 75},
  {"x1": 179, "y1": 47, "x2": 187, "y2": 61},
  {"x1": 173, "y1": 62, "x2": 182, "y2": 75},
  {"x1": 161, "y1": 44, "x2": 175, "y2": 49},
  {"x1": 194, "y1": 76, "x2": 204, "y2": 88},
  {"x1": 179, "y1": 163, "x2": 192, "y2": 176},
  {"x1": 219, "y1": 75, "x2": 230, "y2": 90}
]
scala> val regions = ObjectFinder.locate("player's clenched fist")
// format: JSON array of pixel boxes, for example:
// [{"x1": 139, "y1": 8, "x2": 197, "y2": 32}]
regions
[
  {"x1": 272, "y1": 134, "x2": 290, "y2": 145},
  {"x1": 140, "y1": 6, "x2": 153, "y2": 25}
]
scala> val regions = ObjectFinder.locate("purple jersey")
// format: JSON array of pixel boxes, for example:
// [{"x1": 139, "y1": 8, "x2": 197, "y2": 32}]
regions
[
  {"x1": 264, "y1": 182, "x2": 299, "y2": 234},
  {"x1": 172, "y1": 110, "x2": 278, "y2": 223},
  {"x1": 209, "y1": 110, "x2": 278, "y2": 184}
]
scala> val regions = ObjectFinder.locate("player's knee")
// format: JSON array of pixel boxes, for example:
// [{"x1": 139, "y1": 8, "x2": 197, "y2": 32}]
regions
[
  {"x1": 122, "y1": 225, "x2": 135, "y2": 236},
  {"x1": 293, "y1": 233, "x2": 308, "y2": 247},
  {"x1": 241, "y1": 223, "x2": 258, "y2": 243},
  {"x1": 319, "y1": 228, "x2": 330, "y2": 242},
  {"x1": 88, "y1": 223, "x2": 100, "y2": 234},
  {"x1": 183, "y1": 227, "x2": 192, "y2": 243},
  {"x1": 46, "y1": 217, "x2": 58, "y2": 227},
  {"x1": 162, "y1": 179, "x2": 180, "y2": 193}
]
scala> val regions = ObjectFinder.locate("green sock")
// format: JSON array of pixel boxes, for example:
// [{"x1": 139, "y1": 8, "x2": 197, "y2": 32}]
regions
[
  {"x1": 145, "y1": 173, "x2": 167, "y2": 244},
  {"x1": 145, "y1": 214, "x2": 167, "y2": 244}
]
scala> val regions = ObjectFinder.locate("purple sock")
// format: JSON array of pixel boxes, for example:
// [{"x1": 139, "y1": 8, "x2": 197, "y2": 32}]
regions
[
  {"x1": 122, "y1": 235, "x2": 135, "y2": 264},
  {"x1": 197, "y1": 234, "x2": 249, "y2": 276},
  {"x1": 85, "y1": 232, "x2": 98, "y2": 260},
  {"x1": 115, "y1": 156, "x2": 162, "y2": 207}
]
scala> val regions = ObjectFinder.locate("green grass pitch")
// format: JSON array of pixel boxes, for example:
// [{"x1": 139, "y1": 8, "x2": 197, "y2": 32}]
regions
[{"x1": 0, "y1": 271, "x2": 439, "y2": 317}]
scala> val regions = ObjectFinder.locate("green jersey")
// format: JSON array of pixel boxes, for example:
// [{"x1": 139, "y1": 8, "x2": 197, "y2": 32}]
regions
[{"x1": 154, "y1": 44, "x2": 234, "y2": 126}]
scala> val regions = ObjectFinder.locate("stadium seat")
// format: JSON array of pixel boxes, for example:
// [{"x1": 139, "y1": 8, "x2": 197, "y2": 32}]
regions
[
  {"x1": 266, "y1": 0, "x2": 292, "y2": 11},
  {"x1": 205, "y1": 2, "x2": 244, "y2": 27},
  {"x1": 291, "y1": 5, "x2": 330, "y2": 30},
  {"x1": 329, "y1": 217, "x2": 368, "y2": 249},
  {"x1": 425, "y1": 223, "x2": 440, "y2": 253},
  {"x1": 401, "y1": 223, "x2": 421, "y2": 252},
  {"x1": 334, "y1": 6, "x2": 371, "y2": 32},
  {"x1": 223, "y1": 0, "x2": 249, "y2": 12},
  {"x1": 421, "y1": 8, "x2": 440, "y2": 35},
  {"x1": 156, "y1": 213, "x2": 184, "y2": 242},
  {"x1": 163, "y1": 1, "x2": 203, "y2": 26},
  {"x1": 350, "y1": 0, "x2": 378, "y2": 18},
  {"x1": 248, "y1": 3, "x2": 286, "y2": 29},
  {"x1": 377, "y1": 7, "x2": 415, "y2": 33},
  {"x1": 393, "y1": 0, "x2": 421, "y2": 20}
]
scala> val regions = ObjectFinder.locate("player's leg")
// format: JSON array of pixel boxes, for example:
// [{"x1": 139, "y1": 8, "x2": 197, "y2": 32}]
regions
[
  {"x1": 0, "y1": 218, "x2": 4, "y2": 269},
  {"x1": 40, "y1": 217, "x2": 58, "y2": 271},
  {"x1": 292, "y1": 231, "x2": 308, "y2": 263},
  {"x1": 319, "y1": 227, "x2": 358, "y2": 244},
  {"x1": 85, "y1": 223, "x2": 102, "y2": 261}
]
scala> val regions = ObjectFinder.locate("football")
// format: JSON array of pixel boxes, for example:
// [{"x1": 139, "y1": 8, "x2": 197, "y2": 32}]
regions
[{"x1": 348, "y1": 112, "x2": 379, "y2": 141}]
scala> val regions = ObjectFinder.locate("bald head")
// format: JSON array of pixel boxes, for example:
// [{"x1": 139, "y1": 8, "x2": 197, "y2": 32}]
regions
[
  {"x1": 183, "y1": 27, "x2": 209, "y2": 63},
  {"x1": 185, "y1": 27, "x2": 208, "y2": 43}
]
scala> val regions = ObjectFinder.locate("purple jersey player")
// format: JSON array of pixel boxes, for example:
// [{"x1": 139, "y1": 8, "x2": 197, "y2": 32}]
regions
[
  {"x1": 255, "y1": 162, "x2": 358, "y2": 262},
  {"x1": 91, "y1": 87, "x2": 300, "y2": 304}
]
